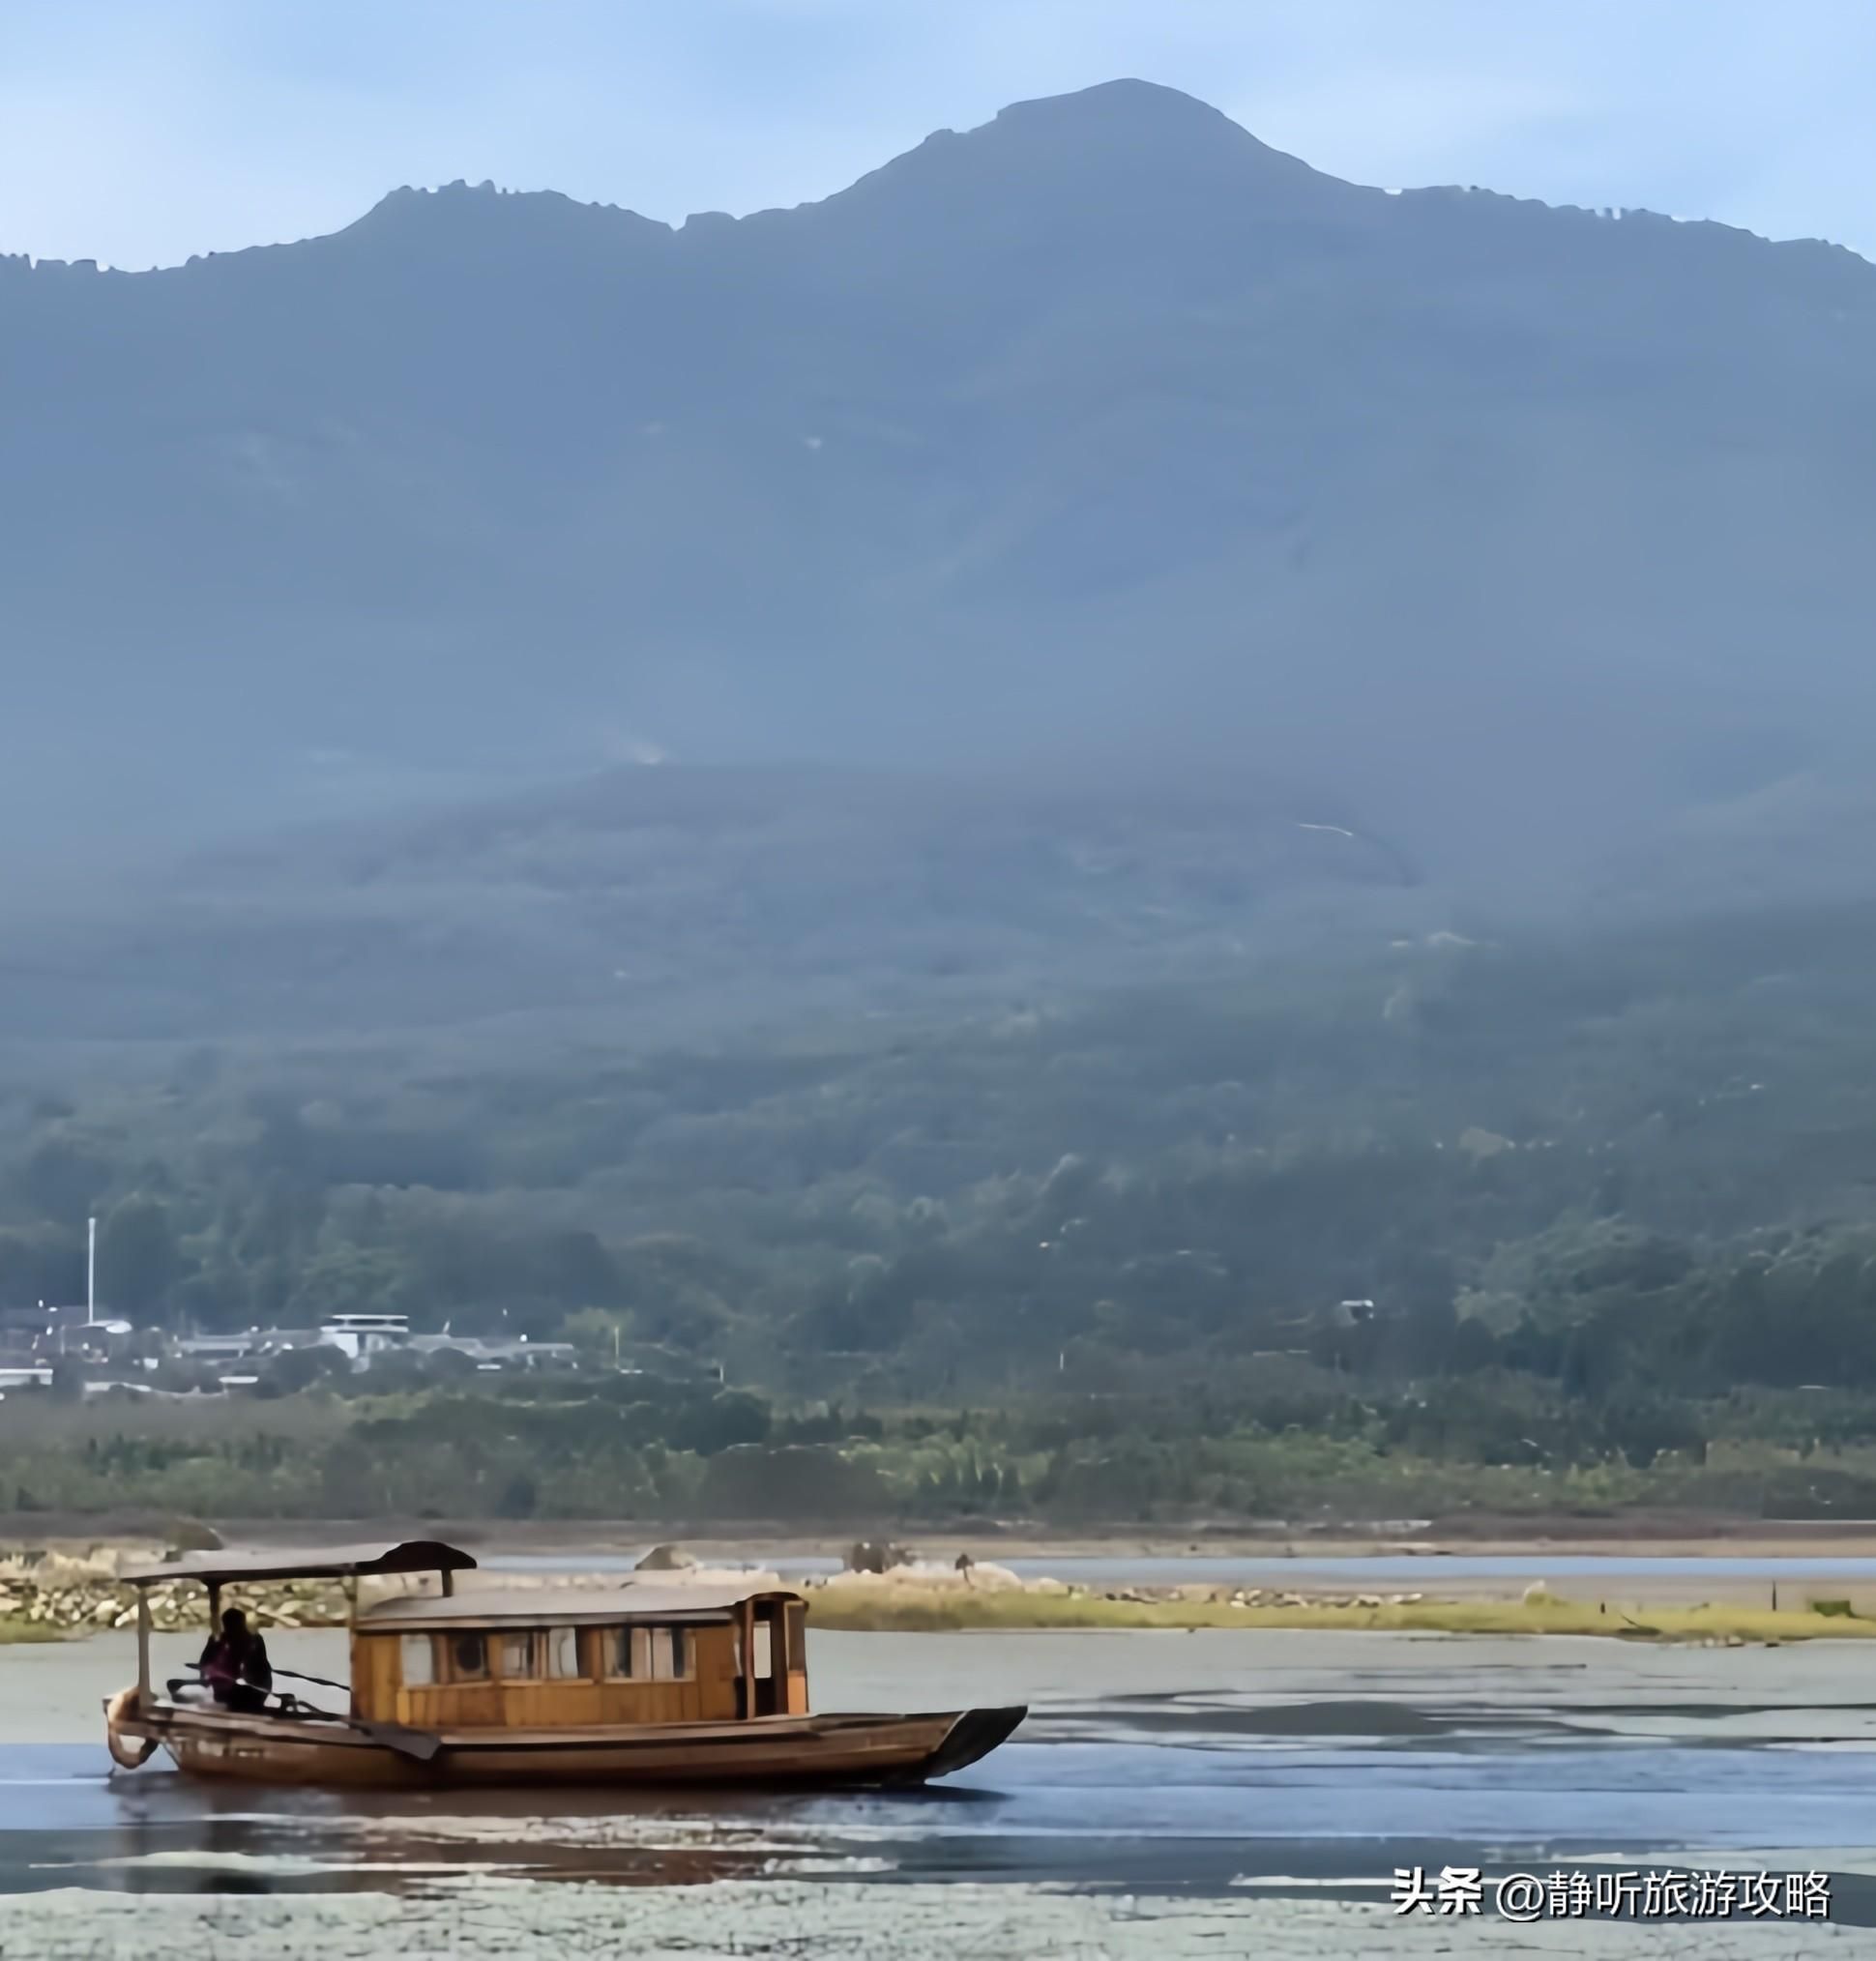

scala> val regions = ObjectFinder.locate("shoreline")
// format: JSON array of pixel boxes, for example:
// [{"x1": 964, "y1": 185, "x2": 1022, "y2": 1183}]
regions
[
  {"x1": 8, "y1": 1509, "x2": 1876, "y2": 1565},
  {"x1": 8, "y1": 1588, "x2": 1876, "y2": 1644},
  {"x1": 10, "y1": 1537, "x2": 1876, "y2": 1644},
  {"x1": 804, "y1": 1588, "x2": 1876, "y2": 1641},
  {"x1": 10, "y1": 1509, "x2": 1876, "y2": 1647}
]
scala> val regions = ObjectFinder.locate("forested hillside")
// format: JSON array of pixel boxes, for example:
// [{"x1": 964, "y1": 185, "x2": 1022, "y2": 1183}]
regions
[
  {"x1": 13, "y1": 895, "x2": 1876, "y2": 1398},
  {"x1": 14, "y1": 893, "x2": 1876, "y2": 1521}
]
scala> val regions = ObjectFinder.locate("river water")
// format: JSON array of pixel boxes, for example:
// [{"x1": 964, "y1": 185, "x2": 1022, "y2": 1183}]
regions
[{"x1": 2, "y1": 1626, "x2": 1870, "y2": 1955}]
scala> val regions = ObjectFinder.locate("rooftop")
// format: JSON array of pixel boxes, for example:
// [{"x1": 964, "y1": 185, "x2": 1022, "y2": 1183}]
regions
[
  {"x1": 121, "y1": 1537, "x2": 478, "y2": 1588},
  {"x1": 359, "y1": 1582, "x2": 801, "y2": 1629}
]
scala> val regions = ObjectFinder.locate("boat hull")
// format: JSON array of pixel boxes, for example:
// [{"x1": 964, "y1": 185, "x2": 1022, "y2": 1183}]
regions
[{"x1": 106, "y1": 1693, "x2": 1024, "y2": 1790}]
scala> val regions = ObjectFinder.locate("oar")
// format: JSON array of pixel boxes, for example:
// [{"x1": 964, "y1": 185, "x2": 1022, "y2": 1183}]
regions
[
  {"x1": 193, "y1": 1664, "x2": 445, "y2": 1762},
  {"x1": 357, "y1": 1720, "x2": 445, "y2": 1763},
  {"x1": 270, "y1": 1666, "x2": 352, "y2": 1694},
  {"x1": 274, "y1": 1669, "x2": 445, "y2": 1760}
]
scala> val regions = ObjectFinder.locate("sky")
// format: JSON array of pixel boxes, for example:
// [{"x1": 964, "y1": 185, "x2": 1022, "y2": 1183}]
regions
[{"x1": 4, "y1": 0, "x2": 1875, "y2": 269}]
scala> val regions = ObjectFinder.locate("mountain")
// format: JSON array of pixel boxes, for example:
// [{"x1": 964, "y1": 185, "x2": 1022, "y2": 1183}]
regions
[
  {"x1": 0, "y1": 763, "x2": 1424, "y2": 1042},
  {"x1": 6, "y1": 77, "x2": 1876, "y2": 902}
]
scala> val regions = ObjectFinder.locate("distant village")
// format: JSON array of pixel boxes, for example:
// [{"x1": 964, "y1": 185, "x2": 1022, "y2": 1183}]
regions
[
  {"x1": 0, "y1": 1225, "x2": 1390, "y2": 1404},
  {"x1": 0, "y1": 1304, "x2": 582, "y2": 1398}
]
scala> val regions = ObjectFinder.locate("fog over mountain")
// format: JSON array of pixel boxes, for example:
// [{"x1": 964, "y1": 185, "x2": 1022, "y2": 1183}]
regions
[
  {"x1": 0, "y1": 764, "x2": 1433, "y2": 1042},
  {"x1": 6, "y1": 76, "x2": 1875, "y2": 960}
]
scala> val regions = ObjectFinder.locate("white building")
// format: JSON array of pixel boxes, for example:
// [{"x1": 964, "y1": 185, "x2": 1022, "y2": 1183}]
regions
[{"x1": 317, "y1": 1313, "x2": 412, "y2": 1363}]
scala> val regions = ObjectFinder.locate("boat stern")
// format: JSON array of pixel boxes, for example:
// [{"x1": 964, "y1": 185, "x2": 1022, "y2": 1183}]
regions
[{"x1": 103, "y1": 1685, "x2": 161, "y2": 1770}]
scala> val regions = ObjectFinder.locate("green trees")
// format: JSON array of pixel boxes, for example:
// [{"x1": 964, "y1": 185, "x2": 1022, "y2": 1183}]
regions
[
  {"x1": 95, "y1": 1196, "x2": 182, "y2": 1317},
  {"x1": 0, "y1": 1222, "x2": 83, "y2": 1307},
  {"x1": 259, "y1": 1344, "x2": 351, "y2": 1395},
  {"x1": 16, "y1": 1135, "x2": 111, "y2": 1225},
  {"x1": 13, "y1": 891, "x2": 1876, "y2": 1460},
  {"x1": 696, "y1": 1445, "x2": 889, "y2": 1520}
]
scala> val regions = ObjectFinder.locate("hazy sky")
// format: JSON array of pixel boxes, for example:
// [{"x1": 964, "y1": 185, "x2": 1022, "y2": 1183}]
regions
[{"x1": 5, "y1": 0, "x2": 1874, "y2": 268}]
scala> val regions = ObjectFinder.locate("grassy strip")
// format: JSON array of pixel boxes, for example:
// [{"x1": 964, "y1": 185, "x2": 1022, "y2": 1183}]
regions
[
  {"x1": 804, "y1": 1587, "x2": 1876, "y2": 1643},
  {"x1": 0, "y1": 1617, "x2": 66, "y2": 1645}
]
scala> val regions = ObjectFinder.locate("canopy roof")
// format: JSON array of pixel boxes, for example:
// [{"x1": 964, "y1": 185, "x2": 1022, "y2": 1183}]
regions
[
  {"x1": 120, "y1": 1538, "x2": 478, "y2": 1588},
  {"x1": 360, "y1": 1583, "x2": 801, "y2": 1630}
]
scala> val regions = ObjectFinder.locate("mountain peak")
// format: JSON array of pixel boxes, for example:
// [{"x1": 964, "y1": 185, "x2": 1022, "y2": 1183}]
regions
[
  {"x1": 992, "y1": 76, "x2": 1259, "y2": 140},
  {"x1": 1022, "y1": 77, "x2": 1361, "y2": 190},
  {"x1": 8, "y1": 73, "x2": 1875, "y2": 900},
  {"x1": 811, "y1": 76, "x2": 1362, "y2": 235}
]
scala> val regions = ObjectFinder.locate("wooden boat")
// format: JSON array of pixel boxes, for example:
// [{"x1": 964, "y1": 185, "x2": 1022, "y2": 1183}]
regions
[{"x1": 103, "y1": 1540, "x2": 1025, "y2": 1789}]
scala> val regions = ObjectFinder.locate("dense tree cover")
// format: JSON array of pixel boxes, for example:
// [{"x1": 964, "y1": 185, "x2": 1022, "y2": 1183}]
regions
[
  {"x1": 10, "y1": 1370, "x2": 1876, "y2": 1524},
  {"x1": 11, "y1": 899, "x2": 1876, "y2": 1517}
]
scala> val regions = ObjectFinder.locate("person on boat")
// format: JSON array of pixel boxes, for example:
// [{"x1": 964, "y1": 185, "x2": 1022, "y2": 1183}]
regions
[{"x1": 197, "y1": 1607, "x2": 274, "y2": 1712}]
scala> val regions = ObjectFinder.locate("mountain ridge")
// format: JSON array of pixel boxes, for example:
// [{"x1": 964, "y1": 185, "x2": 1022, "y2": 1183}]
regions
[
  {"x1": 13, "y1": 79, "x2": 1866, "y2": 273},
  {"x1": 4, "y1": 75, "x2": 1875, "y2": 912}
]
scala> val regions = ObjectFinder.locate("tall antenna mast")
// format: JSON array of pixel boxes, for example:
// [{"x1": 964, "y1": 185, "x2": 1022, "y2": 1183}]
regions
[{"x1": 87, "y1": 1215, "x2": 96, "y2": 1327}]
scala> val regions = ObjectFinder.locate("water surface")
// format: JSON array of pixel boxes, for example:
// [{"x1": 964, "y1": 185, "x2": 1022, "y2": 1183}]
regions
[{"x1": 5, "y1": 1628, "x2": 1871, "y2": 1954}]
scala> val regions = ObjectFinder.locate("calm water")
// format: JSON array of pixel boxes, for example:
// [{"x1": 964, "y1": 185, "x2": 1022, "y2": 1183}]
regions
[{"x1": 5, "y1": 1628, "x2": 1874, "y2": 1953}]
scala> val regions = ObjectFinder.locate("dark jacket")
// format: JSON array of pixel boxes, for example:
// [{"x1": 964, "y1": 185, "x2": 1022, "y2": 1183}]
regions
[{"x1": 198, "y1": 1628, "x2": 273, "y2": 1695}]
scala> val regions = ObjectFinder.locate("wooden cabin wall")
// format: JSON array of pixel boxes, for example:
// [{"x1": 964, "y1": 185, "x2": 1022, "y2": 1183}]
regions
[
  {"x1": 783, "y1": 1600, "x2": 809, "y2": 1715},
  {"x1": 351, "y1": 1625, "x2": 744, "y2": 1729},
  {"x1": 353, "y1": 1629, "x2": 398, "y2": 1720}
]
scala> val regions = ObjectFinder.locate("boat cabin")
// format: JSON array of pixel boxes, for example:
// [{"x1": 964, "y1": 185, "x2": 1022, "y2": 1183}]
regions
[{"x1": 351, "y1": 1586, "x2": 809, "y2": 1728}]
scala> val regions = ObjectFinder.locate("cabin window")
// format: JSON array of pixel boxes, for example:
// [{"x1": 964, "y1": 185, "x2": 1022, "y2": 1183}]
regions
[
  {"x1": 499, "y1": 1631, "x2": 540, "y2": 1680},
  {"x1": 603, "y1": 1626, "x2": 649, "y2": 1680},
  {"x1": 601, "y1": 1625, "x2": 691, "y2": 1681},
  {"x1": 399, "y1": 1634, "x2": 436, "y2": 1687},
  {"x1": 753, "y1": 1619, "x2": 773, "y2": 1680},
  {"x1": 544, "y1": 1627, "x2": 582, "y2": 1680},
  {"x1": 651, "y1": 1624, "x2": 693, "y2": 1683},
  {"x1": 449, "y1": 1633, "x2": 489, "y2": 1682}
]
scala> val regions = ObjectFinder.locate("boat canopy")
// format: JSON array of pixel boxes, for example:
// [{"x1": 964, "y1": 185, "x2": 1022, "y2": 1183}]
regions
[
  {"x1": 120, "y1": 1539, "x2": 479, "y2": 1589},
  {"x1": 359, "y1": 1583, "x2": 802, "y2": 1631}
]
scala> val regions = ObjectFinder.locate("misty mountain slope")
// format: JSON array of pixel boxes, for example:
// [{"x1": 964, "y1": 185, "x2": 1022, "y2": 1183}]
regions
[
  {"x1": 5, "y1": 77, "x2": 1875, "y2": 889},
  {"x1": 0, "y1": 765, "x2": 1425, "y2": 1041}
]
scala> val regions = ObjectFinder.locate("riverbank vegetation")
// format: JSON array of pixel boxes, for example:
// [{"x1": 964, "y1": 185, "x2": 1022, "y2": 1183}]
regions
[
  {"x1": 7, "y1": 1559, "x2": 1875, "y2": 1646},
  {"x1": 0, "y1": 1619, "x2": 62, "y2": 1644},
  {"x1": 12, "y1": 1370, "x2": 1876, "y2": 1527},
  {"x1": 805, "y1": 1586, "x2": 1876, "y2": 1643}
]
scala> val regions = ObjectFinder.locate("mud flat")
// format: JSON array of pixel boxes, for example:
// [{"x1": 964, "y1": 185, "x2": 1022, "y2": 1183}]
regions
[
  {"x1": 13, "y1": 1887, "x2": 1862, "y2": 1961},
  {"x1": 807, "y1": 1583, "x2": 1876, "y2": 1639}
]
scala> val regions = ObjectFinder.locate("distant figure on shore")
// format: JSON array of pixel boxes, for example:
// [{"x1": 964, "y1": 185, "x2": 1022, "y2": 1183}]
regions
[
  {"x1": 955, "y1": 1552, "x2": 976, "y2": 1586},
  {"x1": 198, "y1": 1606, "x2": 273, "y2": 1712},
  {"x1": 845, "y1": 1540, "x2": 913, "y2": 1575}
]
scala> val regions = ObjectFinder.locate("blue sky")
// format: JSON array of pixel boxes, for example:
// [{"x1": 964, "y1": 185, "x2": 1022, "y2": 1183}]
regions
[{"x1": 4, "y1": 0, "x2": 1873, "y2": 268}]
